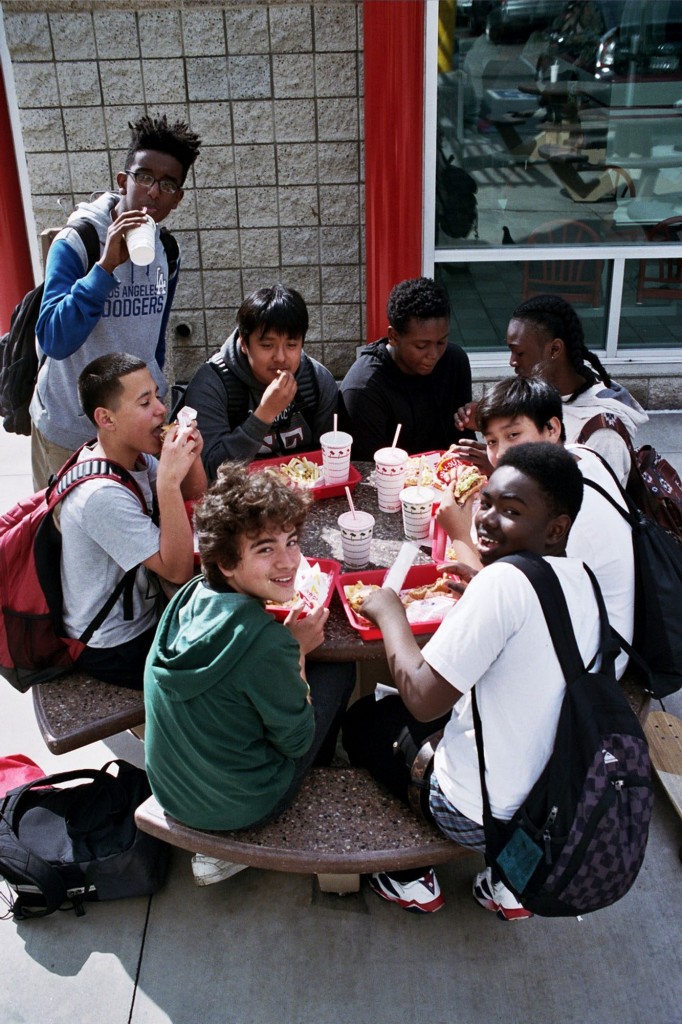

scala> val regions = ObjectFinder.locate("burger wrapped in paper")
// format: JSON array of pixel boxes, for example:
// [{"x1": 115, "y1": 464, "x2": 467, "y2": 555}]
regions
[{"x1": 161, "y1": 405, "x2": 198, "y2": 442}]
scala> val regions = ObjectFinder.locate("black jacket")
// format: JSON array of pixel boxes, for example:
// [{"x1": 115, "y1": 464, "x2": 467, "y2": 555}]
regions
[{"x1": 338, "y1": 339, "x2": 474, "y2": 460}]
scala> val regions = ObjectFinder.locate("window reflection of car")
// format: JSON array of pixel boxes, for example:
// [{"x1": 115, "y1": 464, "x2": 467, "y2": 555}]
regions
[
  {"x1": 597, "y1": 0, "x2": 682, "y2": 80},
  {"x1": 485, "y1": 0, "x2": 560, "y2": 44},
  {"x1": 545, "y1": 0, "x2": 682, "y2": 81},
  {"x1": 545, "y1": 1, "x2": 626, "y2": 77}
]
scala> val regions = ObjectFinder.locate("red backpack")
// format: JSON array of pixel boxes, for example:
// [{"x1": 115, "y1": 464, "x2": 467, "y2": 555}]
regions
[{"x1": 0, "y1": 447, "x2": 146, "y2": 692}]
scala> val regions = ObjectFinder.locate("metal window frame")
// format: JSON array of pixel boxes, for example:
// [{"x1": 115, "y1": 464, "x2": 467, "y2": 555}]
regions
[{"x1": 422, "y1": 0, "x2": 682, "y2": 371}]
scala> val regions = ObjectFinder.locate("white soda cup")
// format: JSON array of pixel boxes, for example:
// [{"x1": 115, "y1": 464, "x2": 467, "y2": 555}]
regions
[
  {"x1": 374, "y1": 446, "x2": 408, "y2": 512},
  {"x1": 319, "y1": 430, "x2": 353, "y2": 485},
  {"x1": 399, "y1": 486, "x2": 435, "y2": 541},
  {"x1": 338, "y1": 510, "x2": 375, "y2": 569},
  {"x1": 126, "y1": 214, "x2": 157, "y2": 266}
]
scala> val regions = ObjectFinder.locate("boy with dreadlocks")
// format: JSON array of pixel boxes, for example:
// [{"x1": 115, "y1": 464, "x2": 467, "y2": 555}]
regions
[
  {"x1": 31, "y1": 113, "x2": 201, "y2": 489},
  {"x1": 455, "y1": 294, "x2": 648, "y2": 486}
]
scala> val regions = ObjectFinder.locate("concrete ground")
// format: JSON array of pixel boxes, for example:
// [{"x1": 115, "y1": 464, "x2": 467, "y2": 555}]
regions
[{"x1": 1, "y1": 417, "x2": 681, "y2": 1024}]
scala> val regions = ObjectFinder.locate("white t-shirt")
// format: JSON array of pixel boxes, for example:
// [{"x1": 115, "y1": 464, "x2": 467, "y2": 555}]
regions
[
  {"x1": 423, "y1": 557, "x2": 601, "y2": 825},
  {"x1": 60, "y1": 451, "x2": 161, "y2": 647},
  {"x1": 567, "y1": 444, "x2": 634, "y2": 680}
]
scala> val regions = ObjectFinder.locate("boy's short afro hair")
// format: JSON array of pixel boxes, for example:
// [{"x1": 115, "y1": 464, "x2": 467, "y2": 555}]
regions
[
  {"x1": 496, "y1": 441, "x2": 583, "y2": 524},
  {"x1": 125, "y1": 113, "x2": 201, "y2": 183},
  {"x1": 386, "y1": 277, "x2": 450, "y2": 333}
]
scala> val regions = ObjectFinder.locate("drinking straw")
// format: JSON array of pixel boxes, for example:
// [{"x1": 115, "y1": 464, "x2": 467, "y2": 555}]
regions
[
  {"x1": 333, "y1": 413, "x2": 338, "y2": 433},
  {"x1": 345, "y1": 486, "x2": 357, "y2": 518},
  {"x1": 391, "y1": 423, "x2": 402, "y2": 448}
]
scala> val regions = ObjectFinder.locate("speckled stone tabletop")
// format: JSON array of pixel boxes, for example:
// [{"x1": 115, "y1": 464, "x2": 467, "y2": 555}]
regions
[{"x1": 301, "y1": 462, "x2": 436, "y2": 662}]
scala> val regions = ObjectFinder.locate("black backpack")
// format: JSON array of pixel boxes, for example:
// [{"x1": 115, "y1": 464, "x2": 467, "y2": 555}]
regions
[
  {"x1": 0, "y1": 219, "x2": 100, "y2": 436},
  {"x1": 0, "y1": 760, "x2": 170, "y2": 919},
  {"x1": 473, "y1": 554, "x2": 653, "y2": 919},
  {"x1": 581, "y1": 453, "x2": 682, "y2": 700},
  {"x1": 0, "y1": 218, "x2": 179, "y2": 437}
]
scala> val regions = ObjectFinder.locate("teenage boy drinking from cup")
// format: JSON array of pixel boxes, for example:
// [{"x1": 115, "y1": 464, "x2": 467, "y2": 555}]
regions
[{"x1": 31, "y1": 114, "x2": 202, "y2": 490}]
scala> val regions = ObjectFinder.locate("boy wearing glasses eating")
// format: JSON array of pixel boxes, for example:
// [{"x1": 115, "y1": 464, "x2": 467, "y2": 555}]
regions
[{"x1": 30, "y1": 113, "x2": 201, "y2": 490}]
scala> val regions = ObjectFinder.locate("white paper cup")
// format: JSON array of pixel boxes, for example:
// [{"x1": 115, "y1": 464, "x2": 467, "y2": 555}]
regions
[
  {"x1": 338, "y1": 510, "x2": 375, "y2": 569},
  {"x1": 374, "y1": 446, "x2": 408, "y2": 512},
  {"x1": 399, "y1": 485, "x2": 435, "y2": 540},
  {"x1": 550, "y1": 62, "x2": 559, "y2": 83},
  {"x1": 126, "y1": 214, "x2": 157, "y2": 266},
  {"x1": 320, "y1": 430, "x2": 353, "y2": 485}
]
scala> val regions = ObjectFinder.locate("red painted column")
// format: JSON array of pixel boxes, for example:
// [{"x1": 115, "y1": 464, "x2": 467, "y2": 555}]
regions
[
  {"x1": 0, "y1": 70, "x2": 34, "y2": 332},
  {"x1": 363, "y1": 0, "x2": 425, "y2": 341}
]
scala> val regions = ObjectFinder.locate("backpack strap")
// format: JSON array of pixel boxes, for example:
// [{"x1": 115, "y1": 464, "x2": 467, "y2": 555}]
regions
[
  {"x1": 67, "y1": 219, "x2": 103, "y2": 274},
  {"x1": 575, "y1": 444, "x2": 640, "y2": 523},
  {"x1": 159, "y1": 228, "x2": 179, "y2": 278},
  {"x1": 471, "y1": 553, "x2": 615, "y2": 842},
  {"x1": 44, "y1": 448, "x2": 150, "y2": 639},
  {"x1": 46, "y1": 446, "x2": 147, "y2": 513},
  {"x1": 209, "y1": 351, "x2": 249, "y2": 429},
  {"x1": 208, "y1": 350, "x2": 320, "y2": 434},
  {"x1": 503, "y1": 553, "x2": 616, "y2": 680},
  {"x1": 575, "y1": 412, "x2": 634, "y2": 450}
]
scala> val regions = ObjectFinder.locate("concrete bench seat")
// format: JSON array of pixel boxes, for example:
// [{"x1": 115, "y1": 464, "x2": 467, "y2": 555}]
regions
[
  {"x1": 135, "y1": 765, "x2": 473, "y2": 893},
  {"x1": 32, "y1": 672, "x2": 145, "y2": 754}
]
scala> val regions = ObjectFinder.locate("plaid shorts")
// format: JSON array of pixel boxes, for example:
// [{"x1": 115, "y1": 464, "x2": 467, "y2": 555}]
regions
[{"x1": 429, "y1": 772, "x2": 486, "y2": 852}]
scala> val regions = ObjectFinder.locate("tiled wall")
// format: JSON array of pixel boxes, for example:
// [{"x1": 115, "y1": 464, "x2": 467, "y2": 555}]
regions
[{"x1": 1, "y1": 0, "x2": 365, "y2": 383}]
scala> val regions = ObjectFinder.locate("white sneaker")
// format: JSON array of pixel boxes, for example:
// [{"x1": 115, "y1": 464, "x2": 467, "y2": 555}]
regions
[
  {"x1": 191, "y1": 854, "x2": 248, "y2": 887},
  {"x1": 472, "y1": 867, "x2": 533, "y2": 921}
]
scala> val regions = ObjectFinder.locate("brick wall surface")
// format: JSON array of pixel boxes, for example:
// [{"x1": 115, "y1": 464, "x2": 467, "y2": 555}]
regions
[{"x1": 1, "y1": 0, "x2": 365, "y2": 383}]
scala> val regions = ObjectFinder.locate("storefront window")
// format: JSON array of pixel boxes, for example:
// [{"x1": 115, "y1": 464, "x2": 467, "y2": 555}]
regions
[{"x1": 431, "y1": 0, "x2": 682, "y2": 353}]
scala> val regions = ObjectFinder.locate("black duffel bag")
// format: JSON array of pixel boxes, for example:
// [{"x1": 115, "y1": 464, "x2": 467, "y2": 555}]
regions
[{"x1": 0, "y1": 759, "x2": 170, "y2": 919}]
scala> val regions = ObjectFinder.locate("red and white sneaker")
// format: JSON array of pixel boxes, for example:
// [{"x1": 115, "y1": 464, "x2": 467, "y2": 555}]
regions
[
  {"x1": 472, "y1": 867, "x2": 533, "y2": 921},
  {"x1": 369, "y1": 869, "x2": 445, "y2": 914}
]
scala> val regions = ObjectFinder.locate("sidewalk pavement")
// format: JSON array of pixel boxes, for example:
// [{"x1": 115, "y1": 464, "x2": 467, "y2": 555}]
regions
[{"x1": 1, "y1": 418, "x2": 681, "y2": 1024}]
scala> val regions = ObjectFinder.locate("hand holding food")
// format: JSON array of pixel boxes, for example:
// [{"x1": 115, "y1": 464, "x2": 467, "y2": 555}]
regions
[
  {"x1": 445, "y1": 439, "x2": 492, "y2": 475},
  {"x1": 344, "y1": 574, "x2": 460, "y2": 626},
  {"x1": 451, "y1": 462, "x2": 487, "y2": 504},
  {"x1": 284, "y1": 602, "x2": 328, "y2": 654},
  {"x1": 435, "y1": 559, "x2": 479, "y2": 595},
  {"x1": 161, "y1": 404, "x2": 198, "y2": 442},
  {"x1": 256, "y1": 369, "x2": 298, "y2": 423}
]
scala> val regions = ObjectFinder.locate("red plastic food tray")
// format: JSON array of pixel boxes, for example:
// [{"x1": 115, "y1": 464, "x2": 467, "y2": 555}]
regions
[
  {"x1": 336, "y1": 562, "x2": 458, "y2": 642},
  {"x1": 249, "y1": 450, "x2": 362, "y2": 500},
  {"x1": 265, "y1": 558, "x2": 340, "y2": 621}
]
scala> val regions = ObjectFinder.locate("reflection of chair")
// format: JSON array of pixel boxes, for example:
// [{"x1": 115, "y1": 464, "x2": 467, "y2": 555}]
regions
[
  {"x1": 636, "y1": 216, "x2": 682, "y2": 304},
  {"x1": 601, "y1": 165, "x2": 636, "y2": 200},
  {"x1": 521, "y1": 219, "x2": 604, "y2": 307}
]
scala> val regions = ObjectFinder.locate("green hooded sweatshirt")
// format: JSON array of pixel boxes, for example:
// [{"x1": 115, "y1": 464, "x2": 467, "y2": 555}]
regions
[{"x1": 144, "y1": 576, "x2": 315, "y2": 830}]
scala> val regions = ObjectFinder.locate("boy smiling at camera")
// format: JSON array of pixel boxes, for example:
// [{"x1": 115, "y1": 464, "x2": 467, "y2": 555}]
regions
[
  {"x1": 343, "y1": 443, "x2": 601, "y2": 919},
  {"x1": 144, "y1": 464, "x2": 354, "y2": 834}
]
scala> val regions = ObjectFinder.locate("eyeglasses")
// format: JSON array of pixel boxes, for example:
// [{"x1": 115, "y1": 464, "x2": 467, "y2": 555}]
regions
[{"x1": 126, "y1": 169, "x2": 181, "y2": 195}]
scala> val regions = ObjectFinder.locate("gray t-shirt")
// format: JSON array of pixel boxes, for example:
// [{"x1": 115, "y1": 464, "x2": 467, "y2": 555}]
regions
[{"x1": 60, "y1": 452, "x2": 162, "y2": 647}]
